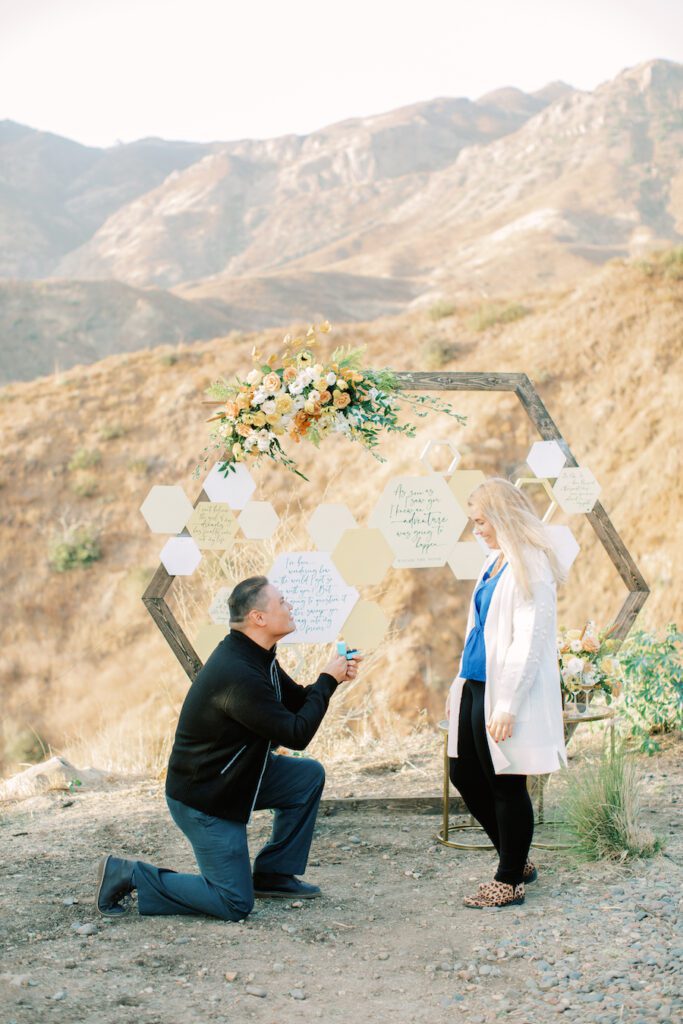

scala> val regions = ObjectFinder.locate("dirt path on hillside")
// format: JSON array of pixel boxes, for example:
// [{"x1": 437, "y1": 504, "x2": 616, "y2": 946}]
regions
[{"x1": 1, "y1": 739, "x2": 681, "y2": 1024}]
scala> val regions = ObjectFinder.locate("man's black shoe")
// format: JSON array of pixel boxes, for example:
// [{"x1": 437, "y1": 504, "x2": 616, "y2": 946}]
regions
[
  {"x1": 252, "y1": 872, "x2": 321, "y2": 899},
  {"x1": 96, "y1": 855, "x2": 136, "y2": 917}
]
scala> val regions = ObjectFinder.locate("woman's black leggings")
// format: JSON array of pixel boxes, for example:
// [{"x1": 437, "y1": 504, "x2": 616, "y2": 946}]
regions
[{"x1": 448, "y1": 679, "x2": 534, "y2": 886}]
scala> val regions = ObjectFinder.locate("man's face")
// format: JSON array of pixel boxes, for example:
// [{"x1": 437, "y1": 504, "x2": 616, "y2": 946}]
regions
[{"x1": 253, "y1": 584, "x2": 296, "y2": 639}]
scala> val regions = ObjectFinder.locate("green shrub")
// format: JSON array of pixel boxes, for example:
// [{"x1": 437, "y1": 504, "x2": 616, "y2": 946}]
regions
[
  {"x1": 420, "y1": 338, "x2": 463, "y2": 370},
  {"x1": 619, "y1": 624, "x2": 682, "y2": 754},
  {"x1": 468, "y1": 302, "x2": 531, "y2": 332},
  {"x1": 99, "y1": 422, "x2": 126, "y2": 441},
  {"x1": 48, "y1": 524, "x2": 102, "y2": 572},
  {"x1": 71, "y1": 474, "x2": 98, "y2": 498},
  {"x1": 564, "y1": 749, "x2": 662, "y2": 860},
  {"x1": 660, "y1": 246, "x2": 683, "y2": 280},
  {"x1": 428, "y1": 300, "x2": 456, "y2": 321},
  {"x1": 68, "y1": 448, "x2": 101, "y2": 471}
]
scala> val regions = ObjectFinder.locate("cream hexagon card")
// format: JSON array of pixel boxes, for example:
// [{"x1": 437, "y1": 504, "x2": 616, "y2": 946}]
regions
[
  {"x1": 369, "y1": 475, "x2": 468, "y2": 568},
  {"x1": 187, "y1": 502, "x2": 240, "y2": 550},
  {"x1": 331, "y1": 528, "x2": 394, "y2": 587},
  {"x1": 268, "y1": 552, "x2": 359, "y2": 644},
  {"x1": 194, "y1": 622, "x2": 227, "y2": 662},
  {"x1": 140, "y1": 485, "x2": 193, "y2": 534},
  {"x1": 341, "y1": 600, "x2": 390, "y2": 651},
  {"x1": 447, "y1": 541, "x2": 488, "y2": 580},
  {"x1": 306, "y1": 503, "x2": 358, "y2": 551},
  {"x1": 552, "y1": 467, "x2": 601, "y2": 514},
  {"x1": 238, "y1": 501, "x2": 280, "y2": 540}
]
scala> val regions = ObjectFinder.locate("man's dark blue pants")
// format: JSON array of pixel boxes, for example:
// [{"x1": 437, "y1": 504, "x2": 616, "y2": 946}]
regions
[{"x1": 130, "y1": 753, "x2": 325, "y2": 920}]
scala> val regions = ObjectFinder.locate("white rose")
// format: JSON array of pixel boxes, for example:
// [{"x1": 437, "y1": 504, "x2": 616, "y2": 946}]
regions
[
  {"x1": 570, "y1": 640, "x2": 582, "y2": 653},
  {"x1": 326, "y1": 372, "x2": 337, "y2": 386},
  {"x1": 251, "y1": 387, "x2": 267, "y2": 406},
  {"x1": 566, "y1": 656, "x2": 585, "y2": 676},
  {"x1": 246, "y1": 369, "x2": 263, "y2": 386},
  {"x1": 293, "y1": 395, "x2": 306, "y2": 410},
  {"x1": 308, "y1": 390, "x2": 320, "y2": 402},
  {"x1": 262, "y1": 399, "x2": 277, "y2": 414}
]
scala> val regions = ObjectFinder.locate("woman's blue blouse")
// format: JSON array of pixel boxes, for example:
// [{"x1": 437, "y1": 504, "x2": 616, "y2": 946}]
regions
[{"x1": 460, "y1": 561, "x2": 508, "y2": 682}]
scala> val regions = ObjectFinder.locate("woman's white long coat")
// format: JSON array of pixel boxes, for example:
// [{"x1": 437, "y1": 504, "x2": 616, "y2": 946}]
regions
[{"x1": 447, "y1": 546, "x2": 567, "y2": 775}]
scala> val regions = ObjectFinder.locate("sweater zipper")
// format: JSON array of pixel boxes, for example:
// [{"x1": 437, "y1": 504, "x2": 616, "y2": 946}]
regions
[
  {"x1": 249, "y1": 742, "x2": 271, "y2": 818},
  {"x1": 220, "y1": 744, "x2": 247, "y2": 775}
]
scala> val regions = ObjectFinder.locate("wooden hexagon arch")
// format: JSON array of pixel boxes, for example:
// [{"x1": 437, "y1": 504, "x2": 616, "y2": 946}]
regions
[{"x1": 143, "y1": 371, "x2": 649, "y2": 682}]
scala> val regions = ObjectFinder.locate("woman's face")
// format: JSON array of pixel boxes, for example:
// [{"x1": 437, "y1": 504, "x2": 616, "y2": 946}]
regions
[{"x1": 469, "y1": 504, "x2": 499, "y2": 549}]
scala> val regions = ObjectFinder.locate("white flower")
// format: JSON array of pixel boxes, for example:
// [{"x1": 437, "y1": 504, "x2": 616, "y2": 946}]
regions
[
  {"x1": 301, "y1": 367, "x2": 316, "y2": 385},
  {"x1": 326, "y1": 371, "x2": 337, "y2": 386},
  {"x1": 251, "y1": 387, "x2": 268, "y2": 406},
  {"x1": 244, "y1": 434, "x2": 258, "y2": 450},
  {"x1": 570, "y1": 639, "x2": 582, "y2": 653},
  {"x1": 333, "y1": 413, "x2": 351, "y2": 434},
  {"x1": 308, "y1": 389, "x2": 320, "y2": 402},
  {"x1": 368, "y1": 386, "x2": 379, "y2": 401},
  {"x1": 262, "y1": 399, "x2": 277, "y2": 415},
  {"x1": 566, "y1": 656, "x2": 585, "y2": 676},
  {"x1": 288, "y1": 381, "x2": 305, "y2": 395},
  {"x1": 292, "y1": 395, "x2": 306, "y2": 410},
  {"x1": 257, "y1": 433, "x2": 272, "y2": 452},
  {"x1": 246, "y1": 369, "x2": 263, "y2": 386}
]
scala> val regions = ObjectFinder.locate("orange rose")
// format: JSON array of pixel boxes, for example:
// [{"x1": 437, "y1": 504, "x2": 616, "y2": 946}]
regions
[
  {"x1": 224, "y1": 401, "x2": 239, "y2": 419},
  {"x1": 283, "y1": 366, "x2": 297, "y2": 383},
  {"x1": 333, "y1": 390, "x2": 351, "y2": 409},
  {"x1": 319, "y1": 390, "x2": 332, "y2": 404}
]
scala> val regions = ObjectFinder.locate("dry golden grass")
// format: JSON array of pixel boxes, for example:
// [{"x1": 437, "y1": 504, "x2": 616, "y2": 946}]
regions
[{"x1": 0, "y1": 256, "x2": 681, "y2": 774}]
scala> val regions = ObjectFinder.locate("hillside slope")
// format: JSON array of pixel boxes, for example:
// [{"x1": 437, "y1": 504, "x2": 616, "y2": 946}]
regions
[{"x1": 0, "y1": 257, "x2": 680, "y2": 771}]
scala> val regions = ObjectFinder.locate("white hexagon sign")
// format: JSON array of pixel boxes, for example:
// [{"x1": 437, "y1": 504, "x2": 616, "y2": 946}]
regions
[
  {"x1": 526, "y1": 440, "x2": 567, "y2": 479},
  {"x1": 160, "y1": 536, "x2": 202, "y2": 576},
  {"x1": 545, "y1": 525, "x2": 580, "y2": 574},
  {"x1": 447, "y1": 541, "x2": 488, "y2": 580},
  {"x1": 306, "y1": 503, "x2": 358, "y2": 551},
  {"x1": 238, "y1": 501, "x2": 280, "y2": 540},
  {"x1": 203, "y1": 462, "x2": 256, "y2": 509},
  {"x1": 552, "y1": 467, "x2": 601, "y2": 515},
  {"x1": 267, "y1": 552, "x2": 359, "y2": 644},
  {"x1": 140, "y1": 485, "x2": 193, "y2": 534},
  {"x1": 368, "y1": 475, "x2": 468, "y2": 568},
  {"x1": 209, "y1": 586, "x2": 232, "y2": 625}
]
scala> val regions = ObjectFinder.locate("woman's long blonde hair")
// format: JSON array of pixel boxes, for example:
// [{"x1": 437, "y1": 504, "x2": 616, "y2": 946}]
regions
[{"x1": 468, "y1": 477, "x2": 566, "y2": 598}]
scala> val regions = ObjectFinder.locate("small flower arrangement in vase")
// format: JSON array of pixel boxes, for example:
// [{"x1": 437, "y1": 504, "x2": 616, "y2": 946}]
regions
[{"x1": 558, "y1": 621, "x2": 625, "y2": 716}]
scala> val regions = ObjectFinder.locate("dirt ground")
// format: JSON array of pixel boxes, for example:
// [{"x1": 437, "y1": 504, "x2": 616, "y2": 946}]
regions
[{"x1": 1, "y1": 734, "x2": 681, "y2": 1024}]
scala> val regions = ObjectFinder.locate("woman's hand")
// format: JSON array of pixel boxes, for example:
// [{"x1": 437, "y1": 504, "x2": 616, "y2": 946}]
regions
[{"x1": 487, "y1": 710, "x2": 515, "y2": 742}]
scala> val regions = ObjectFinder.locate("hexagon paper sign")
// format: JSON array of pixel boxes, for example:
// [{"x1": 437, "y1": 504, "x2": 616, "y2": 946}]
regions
[
  {"x1": 203, "y1": 462, "x2": 256, "y2": 509},
  {"x1": 331, "y1": 528, "x2": 394, "y2": 587},
  {"x1": 307, "y1": 503, "x2": 358, "y2": 551},
  {"x1": 526, "y1": 440, "x2": 567, "y2": 479},
  {"x1": 268, "y1": 552, "x2": 358, "y2": 644},
  {"x1": 447, "y1": 542, "x2": 488, "y2": 580},
  {"x1": 140, "y1": 485, "x2": 193, "y2": 534},
  {"x1": 369, "y1": 475, "x2": 468, "y2": 568},
  {"x1": 209, "y1": 586, "x2": 232, "y2": 625},
  {"x1": 552, "y1": 467, "x2": 601, "y2": 515},
  {"x1": 187, "y1": 502, "x2": 240, "y2": 550},
  {"x1": 545, "y1": 525, "x2": 580, "y2": 574},
  {"x1": 194, "y1": 622, "x2": 227, "y2": 662},
  {"x1": 341, "y1": 600, "x2": 390, "y2": 651},
  {"x1": 420, "y1": 439, "x2": 461, "y2": 475},
  {"x1": 160, "y1": 536, "x2": 202, "y2": 576},
  {"x1": 238, "y1": 501, "x2": 280, "y2": 540},
  {"x1": 448, "y1": 469, "x2": 486, "y2": 510}
]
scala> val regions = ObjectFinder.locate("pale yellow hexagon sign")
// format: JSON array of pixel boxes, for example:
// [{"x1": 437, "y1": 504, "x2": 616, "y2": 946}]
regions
[
  {"x1": 331, "y1": 527, "x2": 394, "y2": 587},
  {"x1": 447, "y1": 469, "x2": 487, "y2": 511},
  {"x1": 306, "y1": 503, "x2": 358, "y2": 551},
  {"x1": 140, "y1": 485, "x2": 193, "y2": 534},
  {"x1": 341, "y1": 600, "x2": 390, "y2": 651},
  {"x1": 194, "y1": 622, "x2": 227, "y2": 662},
  {"x1": 187, "y1": 502, "x2": 240, "y2": 551},
  {"x1": 552, "y1": 467, "x2": 601, "y2": 514},
  {"x1": 447, "y1": 541, "x2": 488, "y2": 580},
  {"x1": 238, "y1": 501, "x2": 280, "y2": 540},
  {"x1": 369, "y1": 475, "x2": 468, "y2": 568}
]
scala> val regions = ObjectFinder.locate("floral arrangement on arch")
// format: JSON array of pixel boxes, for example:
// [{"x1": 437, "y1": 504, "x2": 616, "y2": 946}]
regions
[
  {"x1": 558, "y1": 620, "x2": 625, "y2": 706},
  {"x1": 201, "y1": 322, "x2": 466, "y2": 479}
]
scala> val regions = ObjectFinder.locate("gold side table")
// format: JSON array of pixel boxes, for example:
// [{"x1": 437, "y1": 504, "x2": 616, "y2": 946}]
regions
[{"x1": 435, "y1": 720, "x2": 494, "y2": 850}]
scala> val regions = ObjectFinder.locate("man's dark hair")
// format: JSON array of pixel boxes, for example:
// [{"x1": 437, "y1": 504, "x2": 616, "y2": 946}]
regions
[{"x1": 228, "y1": 576, "x2": 270, "y2": 624}]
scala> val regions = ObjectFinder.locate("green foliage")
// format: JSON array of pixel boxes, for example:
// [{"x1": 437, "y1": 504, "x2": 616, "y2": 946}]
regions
[
  {"x1": 468, "y1": 302, "x2": 531, "y2": 332},
  {"x1": 564, "y1": 748, "x2": 663, "y2": 861},
  {"x1": 420, "y1": 338, "x2": 461, "y2": 370},
  {"x1": 71, "y1": 474, "x2": 98, "y2": 498},
  {"x1": 619, "y1": 624, "x2": 682, "y2": 754},
  {"x1": 68, "y1": 448, "x2": 101, "y2": 472},
  {"x1": 634, "y1": 246, "x2": 683, "y2": 281},
  {"x1": 48, "y1": 524, "x2": 102, "y2": 572},
  {"x1": 428, "y1": 300, "x2": 456, "y2": 321},
  {"x1": 99, "y1": 422, "x2": 126, "y2": 441}
]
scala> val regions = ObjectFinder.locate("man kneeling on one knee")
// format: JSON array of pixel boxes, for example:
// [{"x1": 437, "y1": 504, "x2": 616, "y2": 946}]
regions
[{"x1": 96, "y1": 575, "x2": 359, "y2": 920}]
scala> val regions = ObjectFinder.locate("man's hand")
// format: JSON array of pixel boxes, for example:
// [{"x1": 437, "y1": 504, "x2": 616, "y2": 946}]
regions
[
  {"x1": 323, "y1": 653, "x2": 352, "y2": 683},
  {"x1": 487, "y1": 710, "x2": 515, "y2": 742},
  {"x1": 344, "y1": 654, "x2": 363, "y2": 682}
]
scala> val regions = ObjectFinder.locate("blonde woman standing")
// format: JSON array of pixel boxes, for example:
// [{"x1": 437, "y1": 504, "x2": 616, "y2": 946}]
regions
[{"x1": 447, "y1": 477, "x2": 567, "y2": 908}]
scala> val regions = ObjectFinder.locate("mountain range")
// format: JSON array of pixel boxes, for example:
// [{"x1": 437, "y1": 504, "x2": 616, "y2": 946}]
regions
[{"x1": 1, "y1": 58, "x2": 682, "y2": 382}]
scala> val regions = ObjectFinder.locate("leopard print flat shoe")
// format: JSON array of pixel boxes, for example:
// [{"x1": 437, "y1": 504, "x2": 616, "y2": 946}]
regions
[{"x1": 464, "y1": 880, "x2": 525, "y2": 908}]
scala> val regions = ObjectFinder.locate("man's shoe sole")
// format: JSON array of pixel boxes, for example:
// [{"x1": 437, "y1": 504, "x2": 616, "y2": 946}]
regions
[
  {"x1": 254, "y1": 888, "x2": 321, "y2": 900},
  {"x1": 95, "y1": 854, "x2": 130, "y2": 917}
]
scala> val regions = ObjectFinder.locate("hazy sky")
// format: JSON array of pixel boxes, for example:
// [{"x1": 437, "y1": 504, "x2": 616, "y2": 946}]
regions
[{"x1": 1, "y1": 0, "x2": 682, "y2": 148}]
